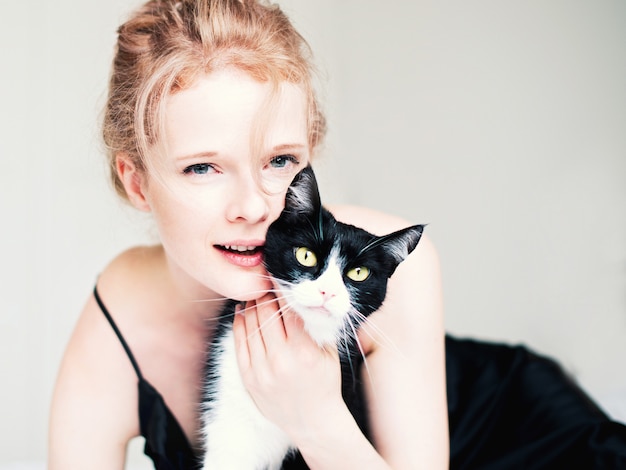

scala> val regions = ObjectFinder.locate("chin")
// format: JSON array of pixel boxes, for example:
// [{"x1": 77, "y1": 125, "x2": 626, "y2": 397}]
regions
[{"x1": 222, "y1": 276, "x2": 273, "y2": 302}]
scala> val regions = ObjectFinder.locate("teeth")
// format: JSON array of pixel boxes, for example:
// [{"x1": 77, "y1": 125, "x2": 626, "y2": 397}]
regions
[{"x1": 223, "y1": 245, "x2": 257, "y2": 252}]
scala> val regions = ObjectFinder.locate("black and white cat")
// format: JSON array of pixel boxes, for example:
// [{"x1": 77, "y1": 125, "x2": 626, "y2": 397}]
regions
[{"x1": 201, "y1": 165, "x2": 423, "y2": 469}]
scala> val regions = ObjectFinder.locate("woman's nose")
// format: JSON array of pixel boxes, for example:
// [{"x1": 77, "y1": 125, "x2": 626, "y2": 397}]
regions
[{"x1": 225, "y1": 176, "x2": 270, "y2": 224}]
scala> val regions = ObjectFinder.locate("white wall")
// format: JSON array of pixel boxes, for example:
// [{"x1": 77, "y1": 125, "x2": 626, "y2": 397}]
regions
[{"x1": 1, "y1": 0, "x2": 624, "y2": 464}]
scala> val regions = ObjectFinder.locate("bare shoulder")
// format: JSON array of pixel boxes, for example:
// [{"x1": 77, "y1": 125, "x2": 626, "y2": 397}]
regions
[
  {"x1": 48, "y1": 245, "x2": 163, "y2": 468},
  {"x1": 326, "y1": 203, "x2": 414, "y2": 232},
  {"x1": 97, "y1": 245, "x2": 165, "y2": 316},
  {"x1": 326, "y1": 203, "x2": 439, "y2": 264},
  {"x1": 99, "y1": 245, "x2": 165, "y2": 291}
]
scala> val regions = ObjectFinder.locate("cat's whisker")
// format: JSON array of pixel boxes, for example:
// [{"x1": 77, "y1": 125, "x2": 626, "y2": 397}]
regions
[
  {"x1": 188, "y1": 286, "x2": 280, "y2": 304},
  {"x1": 346, "y1": 318, "x2": 379, "y2": 401},
  {"x1": 243, "y1": 293, "x2": 291, "y2": 310},
  {"x1": 339, "y1": 325, "x2": 358, "y2": 385},
  {"x1": 191, "y1": 284, "x2": 289, "y2": 306},
  {"x1": 248, "y1": 272, "x2": 275, "y2": 282},
  {"x1": 272, "y1": 278, "x2": 299, "y2": 291},
  {"x1": 245, "y1": 312, "x2": 282, "y2": 340},
  {"x1": 338, "y1": 326, "x2": 351, "y2": 357},
  {"x1": 204, "y1": 311, "x2": 241, "y2": 323},
  {"x1": 349, "y1": 309, "x2": 407, "y2": 361},
  {"x1": 247, "y1": 272, "x2": 298, "y2": 291},
  {"x1": 244, "y1": 304, "x2": 293, "y2": 341},
  {"x1": 189, "y1": 297, "x2": 230, "y2": 304},
  {"x1": 233, "y1": 292, "x2": 292, "y2": 333}
]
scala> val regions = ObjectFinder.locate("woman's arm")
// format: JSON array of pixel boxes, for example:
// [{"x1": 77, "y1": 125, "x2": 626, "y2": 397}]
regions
[
  {"x1": 332, "y1": 204, "x2": 449, "y2": 468},
  {"x1": 361, "y1": 232, "x2": 448, "y2": 468},
  {"x1": 48, "y1": 293, "x2": 139, "y2": 470}
]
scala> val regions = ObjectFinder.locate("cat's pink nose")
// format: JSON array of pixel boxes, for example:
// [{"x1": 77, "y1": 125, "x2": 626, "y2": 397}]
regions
[{"x1": 320, "y1": 290, "x2": 335, "y2": 301}]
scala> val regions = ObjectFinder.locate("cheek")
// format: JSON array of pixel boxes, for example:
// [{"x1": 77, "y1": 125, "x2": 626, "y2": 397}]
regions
[
  {"x1": 225, "y1": 275, "x2": 273, "y2": 302},
  {"x1": 149, "y1": 184, "x2": 221, "y2": 228},
  {"x1": 148, "y1": 193, "x2": 223, "y2": 264},
  {"x1": 266, "y1": 193, "x2": 287, "y2": 224}
]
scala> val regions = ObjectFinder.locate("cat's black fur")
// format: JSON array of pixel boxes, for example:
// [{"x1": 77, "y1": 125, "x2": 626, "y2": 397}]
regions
[{"x1": 201, "y1": 165, "x2": 424, "y2": 469}]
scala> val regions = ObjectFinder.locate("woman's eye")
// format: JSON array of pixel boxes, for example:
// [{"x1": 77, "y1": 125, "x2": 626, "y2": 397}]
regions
[
  {"x1": 269, "y1": 154, "x2": 299, "y2": 169},
  {"x1": 346, "y1": 266, "x2": 370, "y2": 282},
  {"x1": 183, "y1": 163, "x2": 214, "y2": 175}
]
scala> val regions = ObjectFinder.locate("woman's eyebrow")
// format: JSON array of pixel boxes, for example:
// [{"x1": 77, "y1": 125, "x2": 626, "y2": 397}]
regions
[
  {"x1": 270, "y1": 143, "x2": 307, "y2": 153},
  {"x1": 175, "y1": 151, "x2": 219, "y2": 162}
]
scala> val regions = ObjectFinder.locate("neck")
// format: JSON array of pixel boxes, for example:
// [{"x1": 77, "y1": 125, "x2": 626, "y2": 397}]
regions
[{"x1": 158, "y1": 248, "x2": 226, "y2": 325}]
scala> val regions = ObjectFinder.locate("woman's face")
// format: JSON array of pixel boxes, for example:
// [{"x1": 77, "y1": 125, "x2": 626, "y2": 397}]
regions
[{"x1": 142, "y1": 68, "x2": 310, "y2": 301}]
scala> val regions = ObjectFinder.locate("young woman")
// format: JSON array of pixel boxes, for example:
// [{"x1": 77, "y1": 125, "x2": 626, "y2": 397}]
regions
[
  {"x1": 48, "y1": 1, "x2": 448, "y2": 468},
  {"x1": 51, "y1": 2, "x2": 626, "y2": 469}
]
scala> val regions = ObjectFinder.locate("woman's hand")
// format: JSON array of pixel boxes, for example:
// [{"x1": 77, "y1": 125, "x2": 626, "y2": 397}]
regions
[{"x1": 232, "y1": 292, "x2": 345, "y2": 442}]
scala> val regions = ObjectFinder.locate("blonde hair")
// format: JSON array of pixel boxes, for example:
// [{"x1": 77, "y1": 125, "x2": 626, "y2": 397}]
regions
[{"x1": 103, "y1": 0, "x2": 326, "y2": 200}]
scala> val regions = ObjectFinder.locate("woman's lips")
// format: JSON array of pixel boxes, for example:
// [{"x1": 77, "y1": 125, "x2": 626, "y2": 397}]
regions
[{"x1": 215, "y1": 244, "x2": 264, "y2": 268}]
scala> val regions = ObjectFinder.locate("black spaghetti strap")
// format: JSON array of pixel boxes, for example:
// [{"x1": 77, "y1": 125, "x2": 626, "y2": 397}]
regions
[
  {"x1": 93, "y1": 285, "x2": 144, "y2": 380},
  {"x1": 93, "y1": 286, "x2": 199, "y2": 468}
]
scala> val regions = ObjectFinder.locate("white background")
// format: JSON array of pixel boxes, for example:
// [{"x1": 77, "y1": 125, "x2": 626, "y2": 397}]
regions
[{"x1": 1, "y1": 0, "x2": 624, "y2": 466}]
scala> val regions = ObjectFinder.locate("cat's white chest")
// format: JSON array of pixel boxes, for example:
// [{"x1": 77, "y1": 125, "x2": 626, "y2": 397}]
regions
[{"x1": 201, "y1": 328, "x2": 295, "y2": 470}]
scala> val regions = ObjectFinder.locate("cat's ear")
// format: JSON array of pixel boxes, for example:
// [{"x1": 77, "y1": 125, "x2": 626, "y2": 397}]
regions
[
  {"x1": 284, "y1": 164, "x2": 322, "y2": 216},
  {"x1": 378, "y1": 224, "x2": 425, "y2": 269}
]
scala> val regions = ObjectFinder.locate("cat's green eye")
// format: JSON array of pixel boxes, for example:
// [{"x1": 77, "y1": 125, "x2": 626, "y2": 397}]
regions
[
  {"x1": 295, "y1": 247, "x2": 317, "y2": 267},
  {"x1": 346, "y1": 266, "x2": 370, "y2": 282}
]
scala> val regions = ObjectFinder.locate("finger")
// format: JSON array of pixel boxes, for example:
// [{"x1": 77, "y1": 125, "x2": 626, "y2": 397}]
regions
[
  {"x1": 254, "y1": 293, "x2": 287, "y2": 346},
  {"x1": 281, "y1": 306, "x2": 304, "y2": 340},
  {"x1": 268, "y1": 282, "x2": 302, "y2": 340},
  {"x1": 265, "y1": 283, "x2": 293, "y2": 333},
  {"x1": 278, "y1": 297, "x2": 310, "y2": 341},
  {"x1": 243, "y1": 299, "x2": 267, "y2": 361}
]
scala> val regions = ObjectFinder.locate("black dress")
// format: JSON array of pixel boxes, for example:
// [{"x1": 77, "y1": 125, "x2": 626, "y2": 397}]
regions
[{"x1": 446, "y1": 335, "x2": 626, "y2": 469}]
